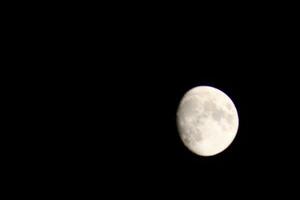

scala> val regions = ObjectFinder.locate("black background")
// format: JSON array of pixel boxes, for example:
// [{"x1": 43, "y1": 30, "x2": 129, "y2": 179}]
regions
[{"x1": 6, "y1": 4, "x2": 299, "y2": 197}]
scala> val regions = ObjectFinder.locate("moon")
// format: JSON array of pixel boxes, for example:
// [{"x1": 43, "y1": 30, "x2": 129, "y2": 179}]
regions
[{"x1": 177, "y1": 86, "x2": 239, "y2": 156}]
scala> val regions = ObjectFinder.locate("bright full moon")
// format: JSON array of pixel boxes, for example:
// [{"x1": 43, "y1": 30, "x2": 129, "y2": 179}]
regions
[{"x1": 177, "y1": 86, "x2": 239, "y2": 156}]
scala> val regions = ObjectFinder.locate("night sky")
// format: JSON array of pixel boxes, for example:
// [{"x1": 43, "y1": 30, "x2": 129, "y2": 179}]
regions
[{"x1": 10, "y1": 6, "x2": 299, "y2": 197}]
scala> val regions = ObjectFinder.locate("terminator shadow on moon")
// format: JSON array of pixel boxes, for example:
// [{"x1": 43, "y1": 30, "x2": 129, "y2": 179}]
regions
[{"x1": 177, "y1": 86, "x2": 239, "y2": 157}]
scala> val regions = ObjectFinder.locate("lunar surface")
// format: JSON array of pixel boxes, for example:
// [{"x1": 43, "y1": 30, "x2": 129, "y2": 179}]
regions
[{"x1": 177, "y1": 86, "x2": 239, "y2": 156}]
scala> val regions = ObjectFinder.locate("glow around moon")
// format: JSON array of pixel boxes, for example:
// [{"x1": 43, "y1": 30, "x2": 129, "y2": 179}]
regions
[{"x1": 177, "y1": 86, "x2": 239, "y2": 156}]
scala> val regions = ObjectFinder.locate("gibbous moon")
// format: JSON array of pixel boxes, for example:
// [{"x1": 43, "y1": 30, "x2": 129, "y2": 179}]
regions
[{"x1": 177, "y1": 86, "x2": 239, "y2": 156}]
